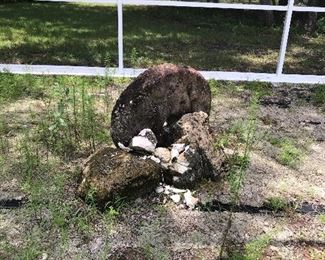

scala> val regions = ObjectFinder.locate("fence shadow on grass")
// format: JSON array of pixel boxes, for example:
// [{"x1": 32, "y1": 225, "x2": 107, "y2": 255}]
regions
[{"x1": 0, "y1": 2, "x2": 324, "y2": 73}]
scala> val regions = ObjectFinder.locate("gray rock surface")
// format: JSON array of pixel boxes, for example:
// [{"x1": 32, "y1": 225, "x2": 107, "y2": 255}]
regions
[
  {"x1": 165, "y1": 145, "x2": 215, "y2": 189},
  {"x1": 167, "y1": 111, "x2": 213, "y2": 156}
]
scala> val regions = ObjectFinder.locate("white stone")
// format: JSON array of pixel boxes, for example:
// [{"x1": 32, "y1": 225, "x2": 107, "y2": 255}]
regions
[
  {"x1": 154, "y1": 147, "x2": 171, "y2": 163},
  {"x1": 155, "y1": 186, "x2": 164, "y2": 193},
  {"x1": 170, "y1": 162, "x2": 190, "y2": 174},
  {"x1": 170, "y1": 148, "x2": 179, "y2": 162},
  {"x1": 150, "y1": 155, "x2": 160, "y2": 164},
  {"x1": 172, "y1": 143, "x2": 186, "y2": 153},
  {"x1": 138, "y1": 129, "x2": 158, "y2": 146},
  {"x1": 166, "y1": 186, "x2": 187, "y2": 194},
  {"x1": 170, "y1": 194, "x2": 181, "y2": 203},
  {"x1": 177, "y1": 152, "x2": 190, "y2": 167},
  {"x1": 118, "y1": 142, "x2": 132, "y2": 152},
  {"x1": 184, "y1": 190, "x2": 199, "y2": 209},
  {"x1": 130, "y1": 136, "x2": 156, "y2": 153}
]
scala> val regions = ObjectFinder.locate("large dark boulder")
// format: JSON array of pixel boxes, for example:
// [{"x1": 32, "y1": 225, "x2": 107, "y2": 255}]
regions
[
  {"x1": 111, "y1": 64, "x2": 211, "y2": 147},
  {"x1": 78, "y1": 147, "x2": 163, "y2": 208}
]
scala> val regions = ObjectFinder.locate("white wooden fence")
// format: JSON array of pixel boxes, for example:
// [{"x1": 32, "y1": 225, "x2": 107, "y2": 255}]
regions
[{"x1": 1, "y1": 0, "x2": 325, "y2": 84}]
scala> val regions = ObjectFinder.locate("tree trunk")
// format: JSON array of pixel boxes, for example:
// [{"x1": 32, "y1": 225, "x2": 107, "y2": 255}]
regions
[{"x1": 260, "y1": 0, "x2": 275, "y2": 26}]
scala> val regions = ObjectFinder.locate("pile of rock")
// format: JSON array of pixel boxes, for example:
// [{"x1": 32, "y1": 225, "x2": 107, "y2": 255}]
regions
[
  {"x1": 155, "y1": 184, "x2": 199, "y2": 209},
  {"x1": 78, "y1": 64, "x2": 224, "y2": 210}
]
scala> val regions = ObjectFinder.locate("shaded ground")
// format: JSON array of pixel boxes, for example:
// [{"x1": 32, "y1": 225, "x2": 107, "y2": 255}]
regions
[
  {"x1": 0, "y1": 3, "x2": 324, "y2": 74},
  {"x1": 0, "y1": 75, "x2": 324, "y2": 259}
]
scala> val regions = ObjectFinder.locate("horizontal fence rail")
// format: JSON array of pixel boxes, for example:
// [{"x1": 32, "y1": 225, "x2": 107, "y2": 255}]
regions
[
  {"x1": 1, "y1": 64, "x2": 325, "y2": 84},
  {"x1": 1, "y1": 0, "x2": 325, "y2": 84}
]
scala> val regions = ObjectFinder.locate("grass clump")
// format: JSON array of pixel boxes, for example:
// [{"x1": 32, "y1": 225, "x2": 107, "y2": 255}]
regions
[
  {"x1": 265, "y1": 196, "x2": 289, "y2": 212},
  {"x1": 0, "y1": 73, "x2": 45, "y2": 103},
  {"x1": 243, "y1": 232, "x2": 273, "y2": 260},
  {"x1": 0, "y1": 74, "x2": 129, "y2": 259},
  {"x1": 229, "y1": 231, "x2": 275, "y2": 260},
  {"x1": 219, "y1": 95, "x2": 259, "y2": 258},
  {"x1": 278, "y1": 139, "x2": 304, "y2": 168},
  {"x1": 319, "y1": 214, "x2": 325, "y2": 224},
  {"x1": 37, "y1": 77, "x2": 115, "y2": 158},
  {"x1": 312, "y1": 85, "x2": 325, "y2": 110},
  {"x1": 267, "y1": 135, "x2": 305, "y2": 168}
]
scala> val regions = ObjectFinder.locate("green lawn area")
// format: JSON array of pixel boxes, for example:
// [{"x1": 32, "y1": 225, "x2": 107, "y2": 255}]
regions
[{"x1": 0, "y1": 2, "x2": 324, "y2": 74}]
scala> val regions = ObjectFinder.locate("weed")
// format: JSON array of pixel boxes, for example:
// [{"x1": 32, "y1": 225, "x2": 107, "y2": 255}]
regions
[
  {"x1": 0, "y1": 116, "x2": 9, "y2": 155},
  {"x1": 319, "y1": 214, "x2": 325, "y2": 224},
  {"x1": 85, "y1": 187, "x2": 98, "y2": 206},
  {"x1": 0, "y1": 73, "x2": 45, "y2": 103},
  {"x1": 209, "y1": 80, "x2": 219, "y2": 97},
  {"x1": 278, "y1": 139, "x2": 303, "y2": 168},
  {"x1": 243, "y1": 82, "x2": 272, "y2": 98},
  {"x1": 265, "y1": 196, "x2": 289, "y2": 212},
  {"x1": 243, "y1": 232, "x2": 273, "y2": 260},
  {"x1": 317, "y1": 16, "x2": 325, "y2": 34},
  {"x1": 38, "y1": 80, "x2": 112, "y2": 158},
  {"x1": 312, "y1": 85, "x2": 325, "y2": 110},
  {"x1": 18, "y1": 132, "x2": 41, "y2": 182},
  {"x1": 227, "y1": 154, "x2": 250, "y2": 202},
  {"x1": 219, "y1": 95, "x2": 259, "y2": 258}
]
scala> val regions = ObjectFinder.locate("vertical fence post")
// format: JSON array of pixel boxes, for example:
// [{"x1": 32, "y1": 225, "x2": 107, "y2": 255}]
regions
[
  {"x1": 276, "y1": 0, "x2": 294, "y2": 75},
  {"x1": 118, "y1": 0, "x2": 124, "y2": 73}
]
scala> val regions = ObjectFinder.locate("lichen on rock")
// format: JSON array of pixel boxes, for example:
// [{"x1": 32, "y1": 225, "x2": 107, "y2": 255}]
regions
[{"x1": 78, "y1": 147, "x2": 163, "y2": 209}]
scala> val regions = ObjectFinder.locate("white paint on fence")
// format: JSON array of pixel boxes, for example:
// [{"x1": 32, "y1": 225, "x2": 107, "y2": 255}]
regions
[
  {"x1": 3, "y1": 0, "x2": 325, "y2": 84},
  {"x1": 118, "y1": 0, "x2": 124, "y2": 72},
  {"x1": 1, "y1": 64, "x2": 325, "y2": 84},
  {"x1": 276, "y1": 0, "x2": 294, "y2": 75}
]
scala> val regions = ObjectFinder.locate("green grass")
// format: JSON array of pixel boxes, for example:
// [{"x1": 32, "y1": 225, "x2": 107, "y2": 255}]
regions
[
  {"x1": 0, "y1": 74, "x2": 131, "y2": 258},
  {"x1": 0, "y1": 2, "x2": 324, "y2": 74},
  {"x1": 230, "y1": 231, "x2": 275, "y2": 260},
  {"x1": 312, "y1": 85, "x2": 325, "y2": 110},
  {"x1": 319, "y1": 214, "x2": 325, "y2": 224},
  {"x1": 267, "y1": 136, "x2": 305, "y2": 168},
  {"x1": 278, "y1": 139, "x2": 304, "y2": 168},
  {"x1": 243, "y1": 232, "x2": 273, "y2": 260},
  {"x1": 265, "y1": 196, "x2": 289, "y2": 212}
]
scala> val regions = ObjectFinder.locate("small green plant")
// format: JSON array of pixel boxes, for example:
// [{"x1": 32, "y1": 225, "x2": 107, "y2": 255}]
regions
[
  {"x1": 243, "y1": 82, "x2": 272, "y2": 98},
  {"x1": 85, "y1": 187, "x2": 98, "y2": 206},
  {"x1": 18, "y1": 132, "x2": 41, "y2": 181},
  {"x1": 227, "y1": 154, "x2": 250, "y2": 202},
  {"x1": 319, "y1": 214, "x2": 325, "y2": 224},
  {"x1": 38, "y1": 82, "x2": 111, "y2": 157},
  {"x1": 265, "y1": 196, "x2": 288, "y2": 212},
  {"x1": 317, "y1": 17, "x2": 325, "y2": 34},
  {"x1": 312, "y1": 85, "x2": 325, "y2": 110},
  {"x1": 209, "y1": 80, "x2": 219, "y2": 97},
  {"x1": 130, "y1": 47, "x2": 139, "y2": 67},
  {"x1": 220, "y1": 95, "x2": 259, "y2": 259},
  {"x1": 244, "y1": 232, "x2": 273, "y2": 260},
  {"x1": 278, "y1": 139, "x2": 303, "y2": 168}
]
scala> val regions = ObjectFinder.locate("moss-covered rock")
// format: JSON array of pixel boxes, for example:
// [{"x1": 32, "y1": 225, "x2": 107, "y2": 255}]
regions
[{"x1": 78, "y1": 147, "x2": 163, "y2": 208}]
